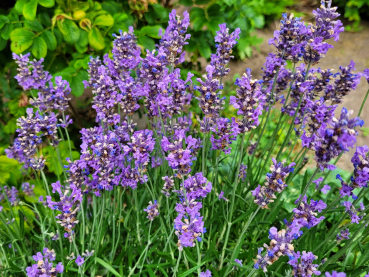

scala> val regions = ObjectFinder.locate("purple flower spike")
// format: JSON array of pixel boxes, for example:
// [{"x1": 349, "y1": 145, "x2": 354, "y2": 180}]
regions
[
  {"x1": 144, "y1": 200, "x2": 160, "y2": 221},
  {"x1": 0, "y1": 186, "x2": 19, "y2": 205},
  {"x1": 336, "y1": 229, "x2": 350, "y2": 243},
  {"x1": 288, "y1": 251, "x2": 321, "y2": 277},
  {"x1": 210, "y1": 23, "x2": 240, "y2": 78},
  {"x1": 159, "y1": 10, "x2": 191, "y2": 66},
  {"x1": 112, "y1": 27, "x2": 142, "y2": 72},
  {"x1": 292, "y1": 195, "x2": 326, "y2": 229},
  {"x1": 26, "y1": 248, "x2": 63, "y2": 277},
  {"x1": 252, "y1": 159, "x2": 295, "y2": 209},
  {"x1": 22, "y1": 182, "x2": 35, "y2": 197},
  {"x1": 254, "y1": 227, "x2": 295, "y2": 272},
  {"x1": 161, "y1": 129, "x2": 202, "y2": 178},
  {"x1": 231, "y1": 69, "x2": 265, "y2": 132},
  {"x1": 210, "y1": 117, "x2": 239, "y2": 155},
  {"x1": 324, "y1": 61, "x2": 361, "y2": 104}
]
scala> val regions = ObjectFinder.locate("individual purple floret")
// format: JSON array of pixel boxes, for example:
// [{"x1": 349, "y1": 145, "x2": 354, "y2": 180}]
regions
[
  {"x1": 341, "y1": 201, "x2": 364, "y2": 224},
  {"x1": 159, "y1": 10, "x2": 191, "y2": 66},
  {"x1": 22, "y1": 182, "x2": 35, "y2": 197},
  {"x1": 239, "y1": 164, "x2": 247, "y2": 182},
  {"x1": 26, "y1": 248, "x2": 64, "y2": 277},
  {"x1": 292, "y1": 195, "x2": 327, "y2": 229},
  {"x1": 336, "y1": 229, "x2": 350, "y2": 243},
  {"x1": 325, "y1": 271, "x2": 346, "y2": 277},
  {"x1": 0, "y1": 186, "x2": 19, "y2": 205},
  {"x1": 234, "y1": 259, "x2": 243, "y2": 267},
  {"x1": 144, "y1": 200, "x2": 160, "y2": 221},
  {"x1": 254, "y1": 227, "x2": 295, "y2": 272},
  {"x1": 324, "y1": 61, "x2": 361, "y2": 104},
  {"x1": 151, "y1": 156, "x2": 162, "y2": 168},
  {"x1": 46, "y1": 181, "x2": 82, "y2": 236},
  {"x1": 161, "y1": 129, "x2": 201, "y2": 178},
  {"x1": 195, "y1": 65, "x2": 225, "y2": 121},
  {"x1": 112, "y1": 27, "x2": 142, "y2": 72},
  {"x1": 75, "y1": 255, "x2": 85, "y2": 266},
  {"x1": 210, "y1": 23, "x2": 240, "y2": 78},
  {"x1": 252, "y1": 159, "x2": 295, "y2": 209},
  {"x1": 362, "y1": 68, "x2": 369, "y2": 83},
  {"x1": 351, "y1": 145, "x2": 369, "y2": 189},
  {"x1": 231, "y1": 69, "x2": 265, "y2": 132},
  {"x1": 200, "y1": 270, "x2": 212, "y2": 277},
  {"x1": 288, "y1": 251, "x2": 321, "y2": 277},
  {"x1": 219, "y1": 191, "x2": 229, "y2": 201},
  {"x1": 210, "y1": 117, "x2": 239, "y2": 155}
]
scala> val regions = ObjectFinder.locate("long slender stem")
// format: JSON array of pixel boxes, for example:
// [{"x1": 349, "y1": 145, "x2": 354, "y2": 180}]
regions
[
  {"x1": 358, "y1": 88, "x2": 369, "y2": 117},
  {"x1": 174, "y1": 250, "x2": 183, "y2": 277}
]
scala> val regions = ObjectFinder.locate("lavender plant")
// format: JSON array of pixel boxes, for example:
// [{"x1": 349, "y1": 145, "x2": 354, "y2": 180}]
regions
[{"x1": 2, "y1": 1, "x2": 369, "y2": 277}]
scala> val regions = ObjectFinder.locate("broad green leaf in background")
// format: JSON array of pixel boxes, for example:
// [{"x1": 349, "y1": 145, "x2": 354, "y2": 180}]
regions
[
  {"x1": 88, "y1": 27, "x2": 105, "y2": 50},
  {"x1": 2, "y1": 23, "x2": 14, "y2": 40},
  {"x1": 31, "y1": 36, "x2": 47, "y2": 58},
  {"x1": 78, "y1": 30, "x2": 89, "y2": 47},
  {"x1": 0, "y1": 37, "x2": 8, "y2": 51},
  {"x1": 139, "y1": 25, "x2": 162, "y2": 39},
  {"x1": 138, "y1": 36, "x2": 155, "y2": 51},
  {"x1": 23, "y1": 0, "x2": 38, "y2": 21},
  {"x1": 14, "y1": 0, "x2": 28, "y2": 15},
  {"x1": 0, "y1": 15, "x2": 10, "y2": 29},
  {"x1": 41, "y1": 30, "x2": 57, "y2": 50},
  {"x1": 94, "y1": 14, "x2": 114, "y2": 26},
  {"x1": 57, "y1": 18, "x2": 80, "y2": 44},
  {"x1": 10, "y1": 28, "x2": 35, "y2": 54},
  {"x1": 198, "y1": 44, "x2": 211, "y2": 59},
  {"x1": 37, "y1": 0, "x2": 55, "y2": 8},
  {"x1": 24, "y1": 19, "x2": 44, "y2": 32},
  {"x1": 70, "y1": 70, "x2": 88, "y2": 97}
]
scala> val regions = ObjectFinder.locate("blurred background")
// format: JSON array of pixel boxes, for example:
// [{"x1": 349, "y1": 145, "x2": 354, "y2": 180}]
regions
[{"x1": 1, "y1": 0, "x2": 369, "y2": 181}]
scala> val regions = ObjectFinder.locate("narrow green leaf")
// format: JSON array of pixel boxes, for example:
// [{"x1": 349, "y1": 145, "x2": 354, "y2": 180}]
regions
[
  {"x1": 179, "y1": 263, "x2": 205, "y2": 277},
  {"x1": 41, "y1": 30, "x2": 57, "y2": 50},
  {"x1": 24, "y1": 19, "x2": 44, "y2": 32},
  {"x1": 57, "y1": 19, "x2": 80, "y2": 44},
  {"x1": 23, "y1": 0, "x2": 38, "y2": 21},
  {"x1": 95, "y1": 257, "x2": 122, "y2": 277},
  {"x1": 88, "y1": 27, "x2": 105, "y2": 50},
  {"x1": 18, "y1": 210, "x2": 24, "y2": 237},
  {"x1": 37, "y1": 0, "x2": 55, "y2": 8},
  {"x1": 31, "y1": 36, "x2": 47, "y2": 58},
  {"x1": 94, "y1": 14, "x2": 114, "y2": 26}
]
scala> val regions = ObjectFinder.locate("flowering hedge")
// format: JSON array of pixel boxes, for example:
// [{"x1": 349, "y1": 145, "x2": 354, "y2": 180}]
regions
[{"x1": 1, "y1": 1, "x2": 369, "y2": 276}]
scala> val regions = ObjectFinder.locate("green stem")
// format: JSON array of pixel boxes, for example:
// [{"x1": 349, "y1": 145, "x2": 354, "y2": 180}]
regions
[
  {"x1": 174, "y1": 250, "x2": 183, "y2": 277},
  {"x1": 358, "y1": 88, "x2": 369, "y2": 117}
]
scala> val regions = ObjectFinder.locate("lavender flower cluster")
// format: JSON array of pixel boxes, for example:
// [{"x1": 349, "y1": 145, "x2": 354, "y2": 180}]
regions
[{"x1": 3, "y1": 1, "x2": 369, "y2": 276}]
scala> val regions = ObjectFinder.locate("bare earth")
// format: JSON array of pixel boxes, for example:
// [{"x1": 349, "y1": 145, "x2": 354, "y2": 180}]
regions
[{"x1": 225, "y1": 22, "x2": 369, "y2": 171}]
